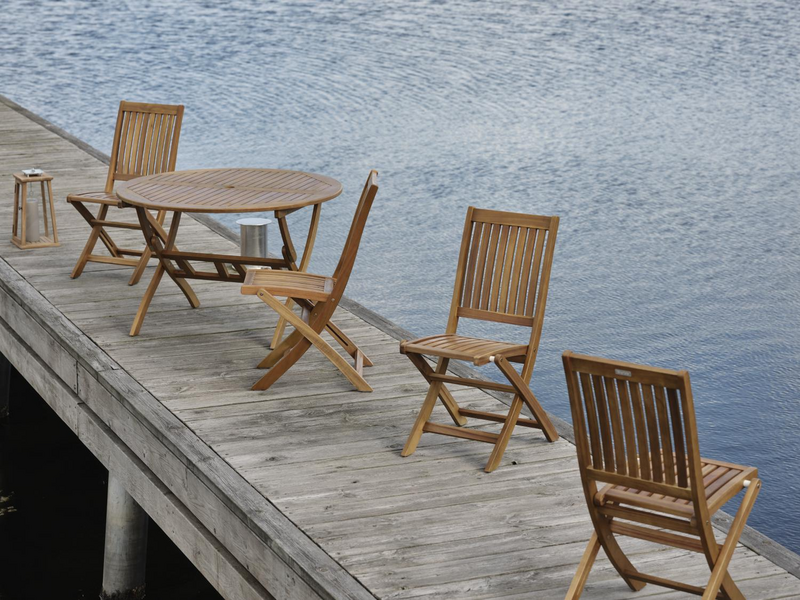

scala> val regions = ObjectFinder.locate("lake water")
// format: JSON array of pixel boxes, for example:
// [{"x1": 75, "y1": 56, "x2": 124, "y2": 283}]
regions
[{"x1": 2, "y1": 0, "x2": 800, "y2": 555}]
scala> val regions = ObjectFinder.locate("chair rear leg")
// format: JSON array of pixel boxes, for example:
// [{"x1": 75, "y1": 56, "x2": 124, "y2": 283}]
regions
[
  {"x1": 495, "y1": 355, "x2": 559, "y2": 442},
  {"x1": 402, "y1": 358, "x2": 450, "y2": 456},
  {"x1": 565, "y1": 532, "x2": 601, "y2": 599},
  {"x1": 702, "y1": 480, "x2": 761, "y2": 600},
  {"x1": 128, "y1": 207, "x2": 165, "y2": 286}
]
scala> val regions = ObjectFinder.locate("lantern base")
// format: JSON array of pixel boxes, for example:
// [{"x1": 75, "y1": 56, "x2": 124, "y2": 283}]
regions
[{"x1": 11, "y1": 235, "x2": 60, "y2": 250}]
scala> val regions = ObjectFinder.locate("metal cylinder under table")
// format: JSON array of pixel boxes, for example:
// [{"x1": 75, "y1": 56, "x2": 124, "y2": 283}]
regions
[{"x1": 236, "y1": 217, "x2": 271, "y2": 257}]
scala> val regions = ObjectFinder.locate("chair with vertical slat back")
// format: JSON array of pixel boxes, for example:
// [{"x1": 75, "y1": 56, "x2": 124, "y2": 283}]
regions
[
  {"x1": 68, "y1": 101, "x2": 184, "y2": 285},
  {"x1": 562, "y1": 351, "x2": 761, "y2": 600},
  {"x1": 400, "y1": 207, "x2": 560, "y2": 472},
  {"x1": 240, "y1": 170, "x2": 379, "y2": 391}
]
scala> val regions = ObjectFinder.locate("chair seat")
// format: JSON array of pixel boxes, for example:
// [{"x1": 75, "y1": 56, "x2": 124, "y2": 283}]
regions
[
  {"x1": 400, "y1": 333, "x2": 528, "y2": 366},
  {"x1": 241, "y1": 268, "x2": 335, "y2": 302},
  {"x1": 597, "y1": 457, "x2": 758, "y2": 519},
  {"x1": 67, "y1": 190, "x2": 123, "y2": 207}
]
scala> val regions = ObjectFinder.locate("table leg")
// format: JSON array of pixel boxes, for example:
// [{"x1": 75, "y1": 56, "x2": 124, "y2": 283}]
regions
[
  {"x1": 129, "y1": 209, "x2": 199, "y2": 336},
  {"x1": 270, "y1": 203, "x2": 321, "y2": 348}
]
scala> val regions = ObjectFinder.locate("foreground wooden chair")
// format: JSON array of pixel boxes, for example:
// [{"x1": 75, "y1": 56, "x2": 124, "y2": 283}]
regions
[
  {"x1": 68, "y1": 101, "x2": 184, "y2": 285},
  {"x1": 240, "y1": 170, "x2": 379, "y2": 391},
  {"x1": 562, "y1": 351, "x2": 761, "y2": 599},
  {"x1": 401, "y1": 207, "x2": 560, "y2": 472}
]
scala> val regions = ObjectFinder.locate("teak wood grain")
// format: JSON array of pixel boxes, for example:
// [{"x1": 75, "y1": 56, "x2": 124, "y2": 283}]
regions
[
  {"x1": 240, "y1": 170, "x2": 378, "y2": 392},
  {"x1": 401, "y1": 207, "x2": 560, "y2": 472},
  {"x1": 562, "y1": 351, "x2": 762, "y2": 599},
  {"x1": 116, "y1": 168, "x2": 342, "y2": 213},
  {"x1": 115, "y1": 168, "x2": 343, "y2": 336},
  {"x1": 67, "y1": 101, "x2": 184, "y2": 285},
  {"x1": 2, "y1": 94, "x2": 799, "y2": 600}
]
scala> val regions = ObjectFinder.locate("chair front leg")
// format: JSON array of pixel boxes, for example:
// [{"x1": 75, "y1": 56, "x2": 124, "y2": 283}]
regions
[
  {"x1": 565, "y1": 532, "x2": 601, "y2": 600},
  {"x1": 71, "y1": 202, "x2": 110, "y2": 278},
  {"x1": 402, "y1": 358, "x2": 450, "y2": 456},
  {"x1": 702, "y1": 480, "x2": 761, "y2": 600}
]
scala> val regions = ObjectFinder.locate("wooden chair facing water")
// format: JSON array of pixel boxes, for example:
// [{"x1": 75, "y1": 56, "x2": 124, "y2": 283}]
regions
[
  {"x1": 562, "y1": 351, "x2": 761, "y2": 600},
  {"x1": 400, "y1": 207, "x2": 560, "y2": 472},
  {"x1": 240, "y1": 170, "x2": 379, "y2": 392},
  {"x1": 68, "y1": 101, "x2": 184, "y2": 285}
]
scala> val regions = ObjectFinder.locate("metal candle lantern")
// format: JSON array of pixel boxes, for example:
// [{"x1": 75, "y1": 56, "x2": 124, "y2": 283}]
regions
[{"x1": 12, "y1": 171, "x2": 60, "y2": 249}]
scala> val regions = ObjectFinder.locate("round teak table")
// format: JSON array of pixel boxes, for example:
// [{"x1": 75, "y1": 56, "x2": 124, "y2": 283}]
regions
[{"x1": 116, "y1": 168, "x2": 342, "y2": 336}]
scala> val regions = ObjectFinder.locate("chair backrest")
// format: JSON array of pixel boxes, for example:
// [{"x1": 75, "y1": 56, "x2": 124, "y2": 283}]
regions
[
  {"x1": 104, "y1": 101, "x2": 184, "y2": 193},
  {"x1": 446, "y1": 208, "x2": 559, "y2": 369},
  {"x1": 562, "y1": 351, "x2": 705, "y2": 505},
  {"x1": 307, "y1": 170, "x2": 378, "y2": 330}
]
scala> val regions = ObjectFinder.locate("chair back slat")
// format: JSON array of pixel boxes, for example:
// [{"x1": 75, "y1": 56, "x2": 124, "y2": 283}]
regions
[
  {"x1": 105, "y1": 101, "x2": 184, "y2": 193},
  {"x1": 604, "y1": 376, "x2": 628, "y2": 476},
  {"x1": 668, "y1": 388, "x2": 689, "y2": 487},
  {"x1": 563, "y1": 352, "x2": 704, "y2": 502},
  {"x1": 524, "y1": 230, "x2": 546, "y2": 317},
  {"x1": 655, "y1": 386, "x2": 676, "y2": 485},
  {"x1": 479, "y1": 223, "x2": 502, "y2": 310},
  {"x1": 448, "y1": 207, "x2": 558, "y2": 344},
  {"x1": 617, "y1": 380, "x2": 639, "y2": 478},
  {"x1": 628, "y1": 382, "x2": 650, "y2": 480},
  {"x1": 579, "y1": 372, "x2": 604, "y2": 470}
]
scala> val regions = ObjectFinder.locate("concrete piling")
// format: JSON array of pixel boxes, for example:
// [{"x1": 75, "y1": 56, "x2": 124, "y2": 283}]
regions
[{"x1": 101, "y1": 474, "x2": 148, "y2": 600}]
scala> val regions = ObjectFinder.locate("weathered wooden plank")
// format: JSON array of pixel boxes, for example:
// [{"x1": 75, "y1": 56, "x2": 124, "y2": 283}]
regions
[
  {"x1": 0, "y1": 317, "x2": 272, "y2": 600},
  {"x1": 2, "y1": 94, "x2": 799, "y2": 600}
]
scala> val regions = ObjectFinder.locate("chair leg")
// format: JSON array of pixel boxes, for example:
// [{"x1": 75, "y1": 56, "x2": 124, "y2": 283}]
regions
[
  {"x1": 130, "y1": 264, "x2": 165, "y2": 337},
  {"x1": 702, "y1": 480, "x2": 761, "y2": 600},
  {"x1": 269, "y1": 297, "x2": 293, "y2": 349},
  {"x1": 495, "y1": 355, "x2": 559, "y2": 442},
  {"x1": 401, "y1": 358, "x2": 450, "y2": 456},
  {"x1": 254, "y1": 290, "x2": 371, "y2": 392},
  {"x1": 405, "y1": 353, "x2": 467, "y2": 426},
  {"x1": 293, "y1": 297, "x2": 375, "y2": 368},
  {"x1": 259, "y1": 329, "x2": 303, "y2": 368},
  {"x1": 565, "y1": 532, "x2": 601, "y2": 600},
  {"x1": 128, "y1": 210, "x2": 164, "y2": 286},
  {"x1": 71, "y1": 203, "x2": 110, "y2": 279},
  {"x1": 484, "y1": 395, "x2": 523, "y2": 472},
  {"x1": 593, "y1": 516, "x2": 647, "y2": 592}
]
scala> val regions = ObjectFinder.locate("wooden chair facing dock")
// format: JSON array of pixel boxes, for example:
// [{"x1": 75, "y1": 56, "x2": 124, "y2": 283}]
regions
[
  {"x1": 400, "y1": 207, "x2": 560, "y2": 472},
  {"x1": 561, "y1": 351, "x2": 762, "y2": 600},
  {"x1": 240, "y1": 170, "x2": 379, "y2": 392},
  {"x1": 68, "y1": 101, "x2": 184, "y2": 285}
]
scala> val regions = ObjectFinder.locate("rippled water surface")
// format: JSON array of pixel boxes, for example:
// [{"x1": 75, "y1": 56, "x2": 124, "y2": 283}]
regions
[{"x1": 3, "y1": 0, "x2": 800, "y2": 554}]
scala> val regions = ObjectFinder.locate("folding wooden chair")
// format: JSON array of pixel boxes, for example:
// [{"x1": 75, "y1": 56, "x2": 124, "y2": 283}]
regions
[
  {"x1": 400, "y1": 207, "x2": 560, "y2": 473},
  {"x1": 68, "y1": 101, "x2": 184, "y2": 285},
  {"x1": 240, "y1": 170, "x2": 379, "y2": 392},
  {"x1": 562, "y1": 351, "x2": 762, "y2": 599}
]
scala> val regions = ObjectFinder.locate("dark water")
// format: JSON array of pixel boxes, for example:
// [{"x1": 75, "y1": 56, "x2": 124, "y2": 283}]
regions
[
  {"x1": 2, "y1": 0, "x2": 799, "y2": 554},
  {"x1": 0, "y1": 362, "x2": 222, "y2": 600}
]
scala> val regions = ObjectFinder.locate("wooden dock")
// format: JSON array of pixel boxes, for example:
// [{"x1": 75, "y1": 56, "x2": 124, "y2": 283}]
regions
[{"x1": 2, "y1": 94, "x2": 800, "y2": 599}]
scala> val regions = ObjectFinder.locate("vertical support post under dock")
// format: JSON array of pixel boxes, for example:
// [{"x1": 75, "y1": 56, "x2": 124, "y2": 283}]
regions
[{"x1": 101, "y1": 474, "x2": 148, "y2": 600}]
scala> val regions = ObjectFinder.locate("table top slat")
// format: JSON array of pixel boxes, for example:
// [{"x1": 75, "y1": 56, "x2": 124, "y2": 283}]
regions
[{"x1": 117, "y1": 168, "x2": 342, "y2": 213}]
